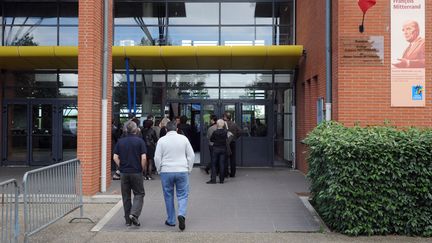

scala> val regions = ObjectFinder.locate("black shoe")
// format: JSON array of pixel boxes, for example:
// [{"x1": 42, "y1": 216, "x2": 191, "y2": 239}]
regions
[
  {"x1": 220, "y1": 181, "x2": 224, "y2": 184},
  {"x1": 129, "y1": 214, "x2": 141, "y2": 226},
  {"x1": 204, "y1": 168, "x2": 210, "y2": 174},
  {"x1": 178, "y1": 215, "x2": 185, "y2": 231},
  {"x1": 165, "y1": 220, "x2": 175, "y2": 227},
  {"x1": 206, "y1": 180, "x2": 216, "y2": 184},
  {"x1": 125, "y1": 216, "x2": 132, "y2": 226},
  {"x1": 230, "y1": 174, "x2": 235, "y2": 178}
]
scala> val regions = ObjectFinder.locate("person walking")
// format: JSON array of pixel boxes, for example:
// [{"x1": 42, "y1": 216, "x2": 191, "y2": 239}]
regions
[
  {"x1": 205, "y1": 115, "x2": 218, "y2": 174},
  {"x1": 141, "y1": 119, "x2": 158, "y2": 180},
  {"x1": 113, "y1": 120, "x2": 147, "y2": 227},
  {"x1": 154, "y1": 121, "x2": 195, "y2": 231},
  {"x1": 223, "y1": 112, "x2": 241, "y2": 178},
  {"x1": 207, "y1": 119, "x2": 228, "y2": 184}
]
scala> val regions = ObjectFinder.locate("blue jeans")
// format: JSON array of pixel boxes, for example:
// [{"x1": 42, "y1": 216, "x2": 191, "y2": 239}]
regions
[{"x1": 160, "y1": 172, "x2": 189, "y2": 225}]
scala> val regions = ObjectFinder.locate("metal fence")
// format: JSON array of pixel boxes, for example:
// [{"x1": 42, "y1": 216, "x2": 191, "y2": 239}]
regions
[
  {"x1": 0, "y1": 179, "x2": 19, "y2": 243},
  {"x1": 22, "y1": 158, "x2": 86, "y2": 243}
]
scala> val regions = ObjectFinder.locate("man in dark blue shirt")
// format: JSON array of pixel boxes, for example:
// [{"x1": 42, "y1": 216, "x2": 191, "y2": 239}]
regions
[{"x1": 113, "y1": 120, "x2": 147, "y2": 227}]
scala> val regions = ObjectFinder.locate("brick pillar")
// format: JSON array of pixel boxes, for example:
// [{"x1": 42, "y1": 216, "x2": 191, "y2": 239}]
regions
[{"x1": 78, "y1": 0, "x2": 113, "y2": 195}]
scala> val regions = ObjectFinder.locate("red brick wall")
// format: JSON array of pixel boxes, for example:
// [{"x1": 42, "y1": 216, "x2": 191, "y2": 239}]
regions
[
  {"x1": 296, "y1": 0, "x2": 333, "y2": 173},
  {"x1": 337, "y1": 0, "x2": 431, "y2": 127},
  {"x1": 296, "y1": 0, "x2": 431, "y2": 174},
  {"x1": 78, "y1": 0, "x2": 113, "y2": 195}
]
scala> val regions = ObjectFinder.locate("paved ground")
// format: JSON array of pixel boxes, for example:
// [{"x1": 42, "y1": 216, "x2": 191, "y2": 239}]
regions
[
  {"x1": 0, "y1": 166, "x2": 41, "y2": 182},
  {"x1": 3, "y1": 167, "x2": 431, "y2": 242},
  {"x1": 101, "y1": 168, "x2": 319, "y2": 233},
  {"x1": 28, "y1": 204, "x2": 430, "y2": 243}
]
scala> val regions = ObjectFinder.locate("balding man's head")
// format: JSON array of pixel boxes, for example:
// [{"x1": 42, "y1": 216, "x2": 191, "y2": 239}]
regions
[{"x1": 402, "y1": 20, "x2": 420, "y2": 43}]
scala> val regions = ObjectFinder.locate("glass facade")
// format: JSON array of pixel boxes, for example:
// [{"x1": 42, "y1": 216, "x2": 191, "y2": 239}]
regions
[
  {"x1": 114, "y1": 0, "x2": 294, "y2": 46},
  {"x1": 112, "y1": 70, "x2": 292, "y2": 123},
  {"x1": 0, "y1": 1, "x2": 78, "y2": 46},
  {"x1": 0, "y1": 1, "x2": 296, "y2": 167},
  {"x1": 1, "y1": 71, "x2": 78, "y2": 99}
]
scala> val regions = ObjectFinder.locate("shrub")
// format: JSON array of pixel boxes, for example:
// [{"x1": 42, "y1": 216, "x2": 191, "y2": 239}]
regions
[{"x1": 304, "y1": 121, "x2": 432, "y2": 236}]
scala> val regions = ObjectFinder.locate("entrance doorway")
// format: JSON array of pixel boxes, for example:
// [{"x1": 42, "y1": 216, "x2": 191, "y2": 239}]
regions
[
  {"x1": 167, "y1": 100, "x2": 273, "y2": 167},
  {"x1": 2, "y1": 99, "x2": 77, "y2": 166}
]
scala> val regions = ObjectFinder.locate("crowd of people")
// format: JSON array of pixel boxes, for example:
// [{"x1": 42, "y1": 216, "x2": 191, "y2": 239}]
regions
[
  {"x1": 112, "y1": 115, "x2": 195, "y2": 231},
  {"x1": 111, "y1": 111, "x2": 241, "y2": 231}
]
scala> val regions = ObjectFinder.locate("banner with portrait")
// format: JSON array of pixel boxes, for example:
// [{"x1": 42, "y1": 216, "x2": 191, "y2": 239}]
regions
[{"x1": 391, "y1": 0, "x2": 425, "y2": 107}]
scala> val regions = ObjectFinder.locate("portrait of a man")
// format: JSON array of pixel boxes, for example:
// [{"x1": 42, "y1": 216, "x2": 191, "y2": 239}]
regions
[{"x1": 392, "y1": 20, "x2": 425, "y2": 68}]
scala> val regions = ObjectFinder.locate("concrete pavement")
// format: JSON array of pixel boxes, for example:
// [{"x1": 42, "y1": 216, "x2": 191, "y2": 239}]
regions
[
  {"x1": 4, "y1": 167, "x2": 431, "y2": 242},
  {"x1": 99, "y1": 168, "x2": 320, "y2": 233},
  {"x1": 29, "y1": 204, "x2": 430, "y2": 243}
]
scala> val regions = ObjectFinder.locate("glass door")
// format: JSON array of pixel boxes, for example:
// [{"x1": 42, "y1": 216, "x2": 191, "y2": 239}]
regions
[
  {"x1": 2, "y1": 103, "x2": 28, "y2": 165},
  {"x1": 30, "y1": 103, "x2": 54, "y2": 165},
  {"x1": 200, "y1": 101, "x2": 238, "y2": 166},
  {"x1": 60, "y1": 103, "x2": 78, "y2": 161},
  {"x1": 200, "y1": 101, "x2": 220, "y2": 166},
  {"x1": 239, "y1": 101, "x2": 272, "y2": 166},
  {"x1": 2, "y1": 99, "x2": 77, "y2": 166}
]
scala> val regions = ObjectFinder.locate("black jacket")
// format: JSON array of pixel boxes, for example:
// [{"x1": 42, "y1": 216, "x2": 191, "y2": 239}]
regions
[{"x1": 210, "y1": 129, "x2": 228, "y2": 148}]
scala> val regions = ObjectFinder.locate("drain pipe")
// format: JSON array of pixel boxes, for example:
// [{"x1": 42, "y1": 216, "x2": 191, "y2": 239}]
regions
[
  {"x1": 292, "y1": 68, "x2": 298, "y2": 169},
  {"x1": 325, "y1": 0, "x2": 332, "y2": 121},
  {"x1": 101, "y1": 0, "x2": 109, "y2": 192}
]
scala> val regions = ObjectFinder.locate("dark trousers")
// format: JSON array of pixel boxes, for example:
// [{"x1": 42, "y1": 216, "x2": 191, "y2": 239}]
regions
[
  {"x1": 226, "y1": 142, "x2": 236, "y2": 177},
  {"x1": 121, "y1": 173, "x2": 145, "y2": 222},
  {"x1": 206, "y1": 145, "x2": 214, "y2": 171},
  {"x1": 211, "y1": 147, "x2": 226, "y2": 183}
]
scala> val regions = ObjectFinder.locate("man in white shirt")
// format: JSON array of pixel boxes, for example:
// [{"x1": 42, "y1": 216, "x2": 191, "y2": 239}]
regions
[{"x1": 154, "y1": 121, "x2": 195, "y2": 231}]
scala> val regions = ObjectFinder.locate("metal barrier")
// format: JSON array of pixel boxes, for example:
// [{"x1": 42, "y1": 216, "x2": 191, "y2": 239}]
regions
[
  {"x1": 23, "y1": 158, "x2": 92, "y2": 243},
  {"x1": 0, "y1": 179, "x2": 19, "y2": 243}
]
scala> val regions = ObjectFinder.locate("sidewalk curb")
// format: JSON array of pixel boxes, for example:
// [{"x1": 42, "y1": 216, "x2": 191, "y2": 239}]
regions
[
  {"x1": 83, "y1": 195, "x2": 121, "y2": 204},
  {"x1": 91, "y1": 200, "x2": 123, "y2": 232},
  {"x1": 299, "y1": 196, "x2": 330, "y2": 233}
]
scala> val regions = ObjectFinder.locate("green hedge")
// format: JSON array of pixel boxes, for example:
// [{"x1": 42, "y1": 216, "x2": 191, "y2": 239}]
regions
[{"x1": 304, "y1": 122, "x2": 432, "y2": 236}]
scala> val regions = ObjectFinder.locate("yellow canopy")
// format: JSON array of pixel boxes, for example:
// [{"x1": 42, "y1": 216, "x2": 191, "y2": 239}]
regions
[{"x1": 0, "y1": 45, "x2": 303, "y2": 70}]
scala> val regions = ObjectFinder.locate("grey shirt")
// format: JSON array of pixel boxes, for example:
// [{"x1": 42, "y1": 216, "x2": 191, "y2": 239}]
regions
[{"x1": 206, "y1": 124, "x2": 217, "y2": 146}]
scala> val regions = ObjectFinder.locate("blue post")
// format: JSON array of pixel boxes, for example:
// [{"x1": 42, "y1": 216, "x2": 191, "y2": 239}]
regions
[
  {"x1": 125, "y1": 58, "x2": 131, "y2": 114},
  {"x1": 133, "y1": 68, "x2": 137, "y2": 115}
]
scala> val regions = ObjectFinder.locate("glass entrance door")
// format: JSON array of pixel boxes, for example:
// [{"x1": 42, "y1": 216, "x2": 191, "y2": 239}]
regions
[
  {"x1": 2, "y1": 99, "x2": 77, "y2": 166},
  {"x1": 31, "y1": 103, "x2": 54, "y2": 165},
  {"x1": 200, "y1": 101, "x2": 238, "y2": 166},
  {"x1": 239, "y1": 101, "x2": 272, "y2": 166},
  {"x1": 168, "y1": 100, "x2": 272, "y2": 167},
  {"x1": 2, "y1": 103, "x2": 28, "y2": 165},
  {"x1": 60, "y1": 103, "x2": 78, "y2": 161}
]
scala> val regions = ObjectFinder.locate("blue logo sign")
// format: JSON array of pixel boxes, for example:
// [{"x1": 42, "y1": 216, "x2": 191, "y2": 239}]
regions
[{"x1": 412, "y1": 85, "x2": 423, "y2": 101}]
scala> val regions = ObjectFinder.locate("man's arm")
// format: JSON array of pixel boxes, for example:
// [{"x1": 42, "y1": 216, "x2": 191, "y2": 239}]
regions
[
  {"x1": 154, "y1": 143, "x2": 162, "y2": 173},
  {"x1": 185, "y1": 140, "x2": 195, "y2": 173},
  {"x1": 141, "y1": 154, "x2": 147, "y2": 173},
  {"x1": 113, "y1": 154, "x2": 120, "y2": 168}
]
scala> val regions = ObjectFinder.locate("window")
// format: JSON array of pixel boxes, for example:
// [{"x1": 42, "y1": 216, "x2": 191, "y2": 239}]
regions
[{"x1": 2, "y1": 1, "x2": 78, "y2": 46}]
